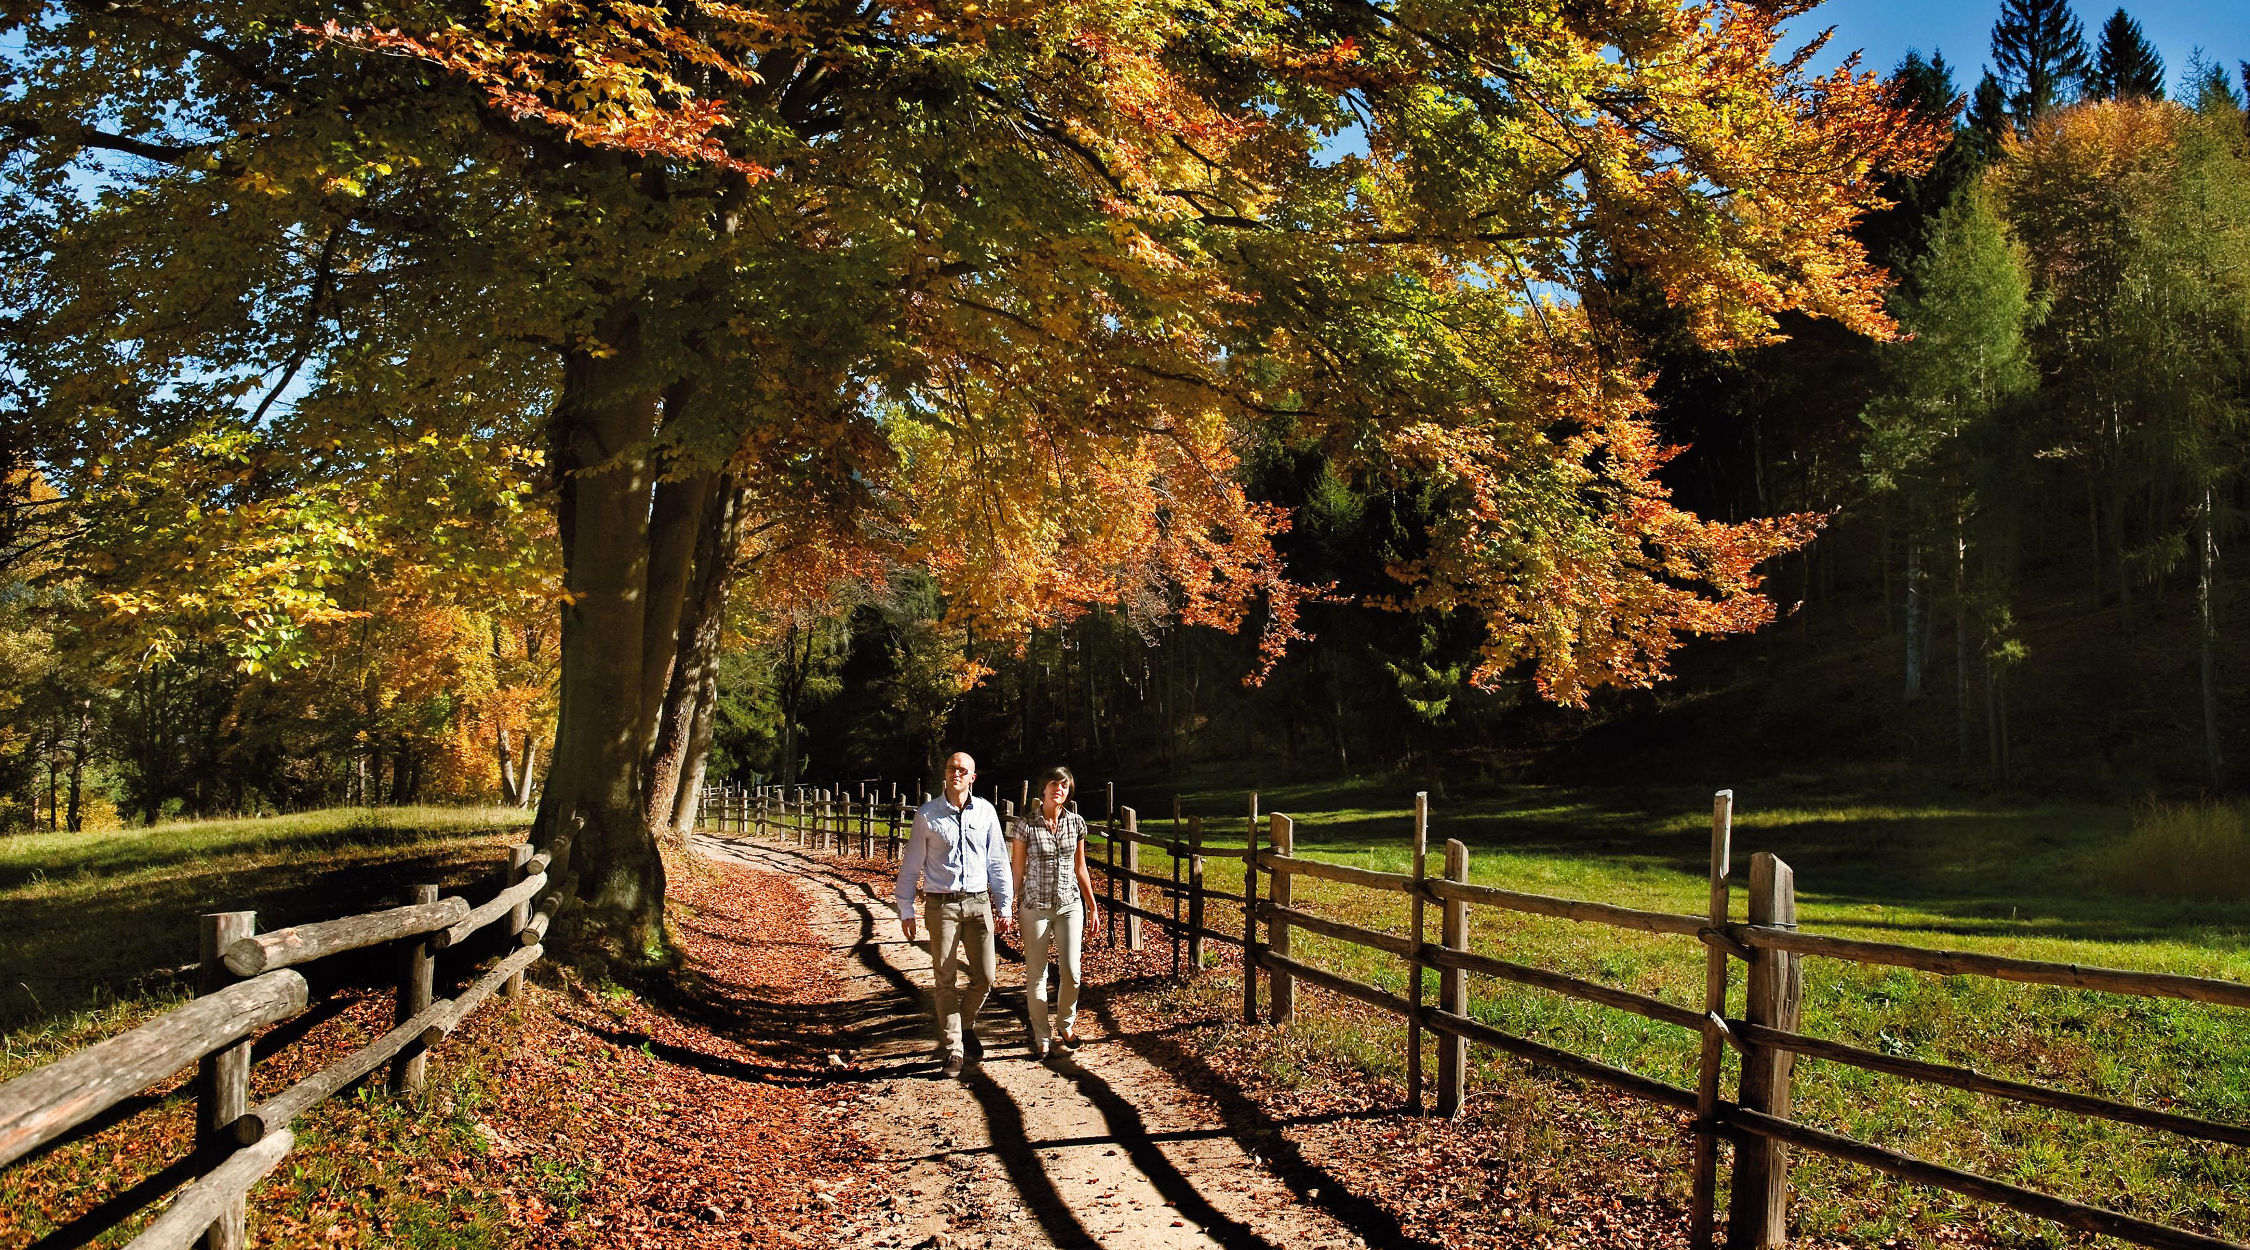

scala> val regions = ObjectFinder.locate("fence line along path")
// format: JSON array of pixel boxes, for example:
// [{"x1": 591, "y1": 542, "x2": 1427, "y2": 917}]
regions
[
  {"x1": 705, "y1": 778, "x2": 2250, "y2": 1250},
  {"x1": 0, "y1": 833, "x2": 569, "y2": 1250}
]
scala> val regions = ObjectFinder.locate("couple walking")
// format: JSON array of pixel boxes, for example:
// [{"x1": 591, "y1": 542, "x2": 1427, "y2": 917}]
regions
[{"x1": 895, "y1": 751, "x2": 1101, "y2": 1079}]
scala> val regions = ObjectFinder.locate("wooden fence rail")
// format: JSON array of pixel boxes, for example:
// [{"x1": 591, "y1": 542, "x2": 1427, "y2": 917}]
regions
[
  {"x1": 0, "y1": 831, "x2": 569, "y2": 1249},
  {"x1": 702, "y1": 778, "x2": 2250, "y2": 1250}
]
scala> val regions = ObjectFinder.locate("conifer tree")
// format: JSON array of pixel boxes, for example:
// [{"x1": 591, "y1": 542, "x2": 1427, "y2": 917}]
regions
[
  {"x1": 2089, "y1": 9, "x2": 2165, "y2": 100},
  {"x1": 1992, "y1": 0, "x2": 2092, "y2": 123},
  {"x1": 1965, "y1": 72, "x2": 2015, "y2": 164}
]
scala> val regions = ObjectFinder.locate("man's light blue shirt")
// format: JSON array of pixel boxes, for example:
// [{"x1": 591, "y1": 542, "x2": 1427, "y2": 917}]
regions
[{"x1": 896, "y1": 794, "x2": 1013, "y2": 919}]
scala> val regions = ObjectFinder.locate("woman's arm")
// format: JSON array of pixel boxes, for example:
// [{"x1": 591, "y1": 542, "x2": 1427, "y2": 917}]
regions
[
  {"x1": 1074, "y1": 836, "x2": 1099, "y2": 925},
  {"x1": 1011, "y1": 835, "x2": 1029, "y2": 909}
]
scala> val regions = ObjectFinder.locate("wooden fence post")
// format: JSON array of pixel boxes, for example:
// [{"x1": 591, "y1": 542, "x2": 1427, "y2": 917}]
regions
[
  {"x1": 1170, "y1": 796, "x2": 1183, "y2": 978},
  {"x1": 1729, "y1": 852, "x2": 1802, "y2": 1249},
  {"x1": 1691, "y1": 791, "x2": 1736, "y2": 1250},
  {"x1": 1104, "y1": 809, "x2": 1119, "y2": 948},
  {"x1": 1122, "y1": 808, "x2": 1141, "y2": 951},
  {"x1": 501, "y1": 844, "x2": 532, "y2": 998},
  {"x1": 391, "y1": 884, "x2": 438, "y2": 1097},
  {"x1": 1187, "y1": 816, "x2": 1205, "y2": 972},
  {"x1": 1242, "y1": 797, "x2": 1260, "y2": 1025},
  {"x1": 198, "y1": 910, "x2": 255, "y2": 1250},
  {"x1": 1408, "y1": 791, "x2": 1429, "y2": 1114},
  {"x1": 1269, "y1": 812, "x2": 1293, "y2": 1026},
  {"x1": 1437, "y1": 837, "x2": 1468, "y2": 1117}
]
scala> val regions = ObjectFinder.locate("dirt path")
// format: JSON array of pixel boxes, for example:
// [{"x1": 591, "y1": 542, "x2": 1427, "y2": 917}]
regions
[{"x1": 694, "y1": 835, "x2": 1370, "y2": 1250}]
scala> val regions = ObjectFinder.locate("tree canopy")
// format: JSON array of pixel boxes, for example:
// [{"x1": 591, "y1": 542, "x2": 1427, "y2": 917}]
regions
[{"x1": 2, "y1": 0, "x2": 1940, "y2": 952}]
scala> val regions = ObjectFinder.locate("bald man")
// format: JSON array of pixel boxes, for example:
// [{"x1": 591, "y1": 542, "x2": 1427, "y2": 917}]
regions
[{"x1": 896, "y1": 751, "x2": 1016, "y2": 1077}]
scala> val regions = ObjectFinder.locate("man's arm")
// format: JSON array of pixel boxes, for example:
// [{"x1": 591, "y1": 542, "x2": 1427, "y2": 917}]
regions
[
  {"x1": 985, "y1": 804, "x2": 1016, "y2": 927},
  {"x1": 896, "y1": 808, "x2": 931, "y2": 940}
]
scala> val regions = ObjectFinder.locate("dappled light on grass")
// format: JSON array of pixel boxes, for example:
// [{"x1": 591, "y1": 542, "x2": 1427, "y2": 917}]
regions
[
  {"x1": 0, "y1": 806, "x2": 529, "y2": 1033},
  {"x1": 0, "y1": 806, "x2": 531, "y2": 892},
  {"x1": 2110, "y1": 801, "x2": 2250, "y2": 902}
]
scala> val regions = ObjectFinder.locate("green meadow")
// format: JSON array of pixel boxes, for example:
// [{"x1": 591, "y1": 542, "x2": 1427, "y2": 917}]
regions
[{"x1": 1104, "y1": 768, "x2": 2250, "y2": 1246}]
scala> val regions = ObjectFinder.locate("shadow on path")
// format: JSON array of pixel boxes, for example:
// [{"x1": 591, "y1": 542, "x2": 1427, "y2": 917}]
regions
[
  {"x1": 689, "y1": 834, "x2": 1388, "y2": 1250},
  {"x1": 1080, "y1": 975, "x2": 1438, "y2": 1250}
]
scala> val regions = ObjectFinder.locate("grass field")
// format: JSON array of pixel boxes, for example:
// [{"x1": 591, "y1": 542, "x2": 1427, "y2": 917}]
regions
[
  {"x1": 13, "y1": 786, "x2": 2246, "y2": 1245},
  {"x1": 0, "y1": 806, "x2": 530, "y2": 1037},
  {"x1": 1095, "y1": 766, "x2": 2250, "y2": 1246},
  {"x1": 0, "y1": 806, "x2": 538, "y2": 1249}
]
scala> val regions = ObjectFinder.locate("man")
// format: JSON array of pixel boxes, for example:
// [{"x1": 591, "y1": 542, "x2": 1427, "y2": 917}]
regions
[{"x1": 897, "y1": 750, "x2": 1015, "y2": 1078}]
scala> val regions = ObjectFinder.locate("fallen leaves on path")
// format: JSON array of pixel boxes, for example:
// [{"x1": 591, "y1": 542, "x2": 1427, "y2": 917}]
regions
[{"x1": 465, "y1": 848, "x2": 882, "y2": 1248}]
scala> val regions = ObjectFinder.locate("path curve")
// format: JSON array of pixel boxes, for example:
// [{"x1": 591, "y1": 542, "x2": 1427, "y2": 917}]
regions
[{"x1": 694, "y1": 834, "x2": 1369, "y2": 1250}]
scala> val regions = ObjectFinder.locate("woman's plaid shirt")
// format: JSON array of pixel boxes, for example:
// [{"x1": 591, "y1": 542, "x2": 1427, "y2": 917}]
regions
[{"x1": 1008, "y1": 807, "x2": 1087, "y2": 913}]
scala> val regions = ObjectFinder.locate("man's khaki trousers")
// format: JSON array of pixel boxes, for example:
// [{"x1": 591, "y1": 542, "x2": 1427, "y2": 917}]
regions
[{"x1": 923, "y1": 892, "x2": 996, "y2": 1057}]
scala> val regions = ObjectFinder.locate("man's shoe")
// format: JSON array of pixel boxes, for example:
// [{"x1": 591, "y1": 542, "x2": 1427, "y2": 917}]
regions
[
  {"x1": 942, "y1": 1053, "x2": 965, "y2": 1079},
  {"x1": 963, "y1": 1031, "x2": 985, "y2": 1061}
]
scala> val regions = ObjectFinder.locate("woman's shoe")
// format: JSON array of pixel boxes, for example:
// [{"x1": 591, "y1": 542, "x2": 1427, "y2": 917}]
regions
[{"x1": 1057, "y1": 1027, "x2": 1083, "y2": 1051}]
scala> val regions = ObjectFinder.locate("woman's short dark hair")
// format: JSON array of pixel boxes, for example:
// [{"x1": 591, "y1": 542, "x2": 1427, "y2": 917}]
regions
[{"x1": 1040, "y1": 765, "x2": 1075, "y2": 794}]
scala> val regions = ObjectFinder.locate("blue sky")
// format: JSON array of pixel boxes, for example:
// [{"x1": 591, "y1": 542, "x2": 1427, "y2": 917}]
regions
[{"x1": 1782, "y1": 0, "x2": 2250, "y2": 97}]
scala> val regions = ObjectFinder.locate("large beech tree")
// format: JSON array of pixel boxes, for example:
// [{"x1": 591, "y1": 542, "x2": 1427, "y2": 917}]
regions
[{"x1": 4, "y1": 0, "x2": 1937, "y2": 957}]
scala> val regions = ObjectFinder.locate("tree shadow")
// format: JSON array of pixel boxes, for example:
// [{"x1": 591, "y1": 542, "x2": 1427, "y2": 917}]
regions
[
  {"x1": 693, "y1": 837, "x2": 1422, "y2": 1250},
  {"x1": 1076, "y1": 975, "x2": 1442, "y2": 1250}
]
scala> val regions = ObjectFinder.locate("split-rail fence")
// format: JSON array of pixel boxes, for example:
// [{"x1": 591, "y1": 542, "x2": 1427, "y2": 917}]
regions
[
  {"x1": 0, "y1": 832, "x2": 571, "y2": 1249},
  {"x1": 702, "y1": 779, "x2": 2250, "y2": 1250}
]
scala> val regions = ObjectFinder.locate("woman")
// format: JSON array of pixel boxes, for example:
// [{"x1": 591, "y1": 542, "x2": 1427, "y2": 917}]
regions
[{"x1": 1009, "y1": 765, "x2": 1101, "y2": 1058}]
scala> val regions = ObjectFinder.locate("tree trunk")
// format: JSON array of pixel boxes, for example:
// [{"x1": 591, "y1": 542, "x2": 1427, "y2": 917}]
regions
[
  {"x1": 497, "y1": 728, "x2": 523, "y2": 806},
  {"x1": 2110, "y1": 407, "x2": 2133, "y2": 634},
  {"x1": 516, "y1": 737, "x2": 540, "y2": 809},
  {"x1": 2201, "y1": 488, "x2": 2223, "y2": 789},
  {"x1": 1954, "y1": 510, "x2": 1971, "y2": 770},
  {"x1": 645, "y1": 478, "x2": 746, "y2": 837},
  {"x1": 66, "y1": 709, "x2": 87, "y2": 832},
  {"x1": 1985, "y1": 657, "x2": 2005, "y2": 785},
  {"x1": 533, "y1": 316, "x2": 669, "y2": 959},
  {"x1": 637, "y1": 460, "x2": 713, "y2": 768},
  {"x1": 778, "y1": 621, "x2": 804, "y2": 786},
  {"x1": 1903, "y1": 538, "x2": 1925, "y2": 701},
  {"x1": 668, "y1": 662, "x2": 721, "y2": 840}
]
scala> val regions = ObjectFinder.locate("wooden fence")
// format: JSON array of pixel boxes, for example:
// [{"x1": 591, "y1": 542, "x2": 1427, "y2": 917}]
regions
[
  {"x1": 701, "y1": 780, "x2": 2250, "y2": 1250},
  {"x1": 0, "y1": 833, "x2": 567, "y2": 1249}
]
